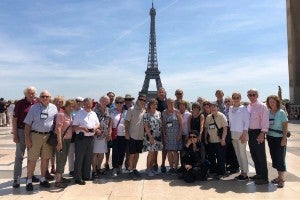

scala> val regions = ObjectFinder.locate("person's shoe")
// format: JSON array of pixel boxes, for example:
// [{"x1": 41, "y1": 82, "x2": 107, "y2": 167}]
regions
[
  {"x1": 161, "y1": 165, "x2": 166, "y2": 173},
  {"x1": 75, "y1": 180, "x2": 86, "y2": 185},
  {"x1": 61, "y1": 177, "x2": 71, "y2": 183},
  {"x1": 129, "y1": 171, "x2": 136, "y2": 180},
  {"x1": 12, "y1": 180, "x2": 20, "y2": 188},
  {"x1": 254, "y1": 179, "x2": 269, "y2": 185},
  {"x1": 112, "y1": 168, "x2": 118, "y2": 177},
  {"x1": 271, "y1": 178, "x2": 280, "y2": 184},
  {"x1": 32, "y1": 175, "x2": 40, "y2": 183},
  {"x1": 55, "y1": 181, "x2": 67, "y2": 188},
  {"x1": 26, "y1": 183, "x2": 33, "y2": 191},
  {"x1": 133, "y1": 169, "x2": 141, "y2": 177},
  {"x1": 46, "y1": 170, "x2": 54, "y2": 181},
  {"x1": 171, "y1": 169, "x2": 178, "y2": 175},
  {"x1": 152, "y1": 169, "x2": 160, "y2": 175},
  {"x1": 249, "y1": 174, "x2": 261, "y2": 180},
  {"x1": 236, "y1": 175, "x2": 249, "y2": 181},
  {"x1": 153, "y1": 164, "x2": 158, "y2": 172},
  {"x1": 40, "y1": 180, "x2": 51, "y2": 188},
  {"x1": 83, "y1": 178, "x2": 92, "y2": 181},
  {"x1": 92, "y1": 172, "x2": 99, "y2": 180},
  {"x1": 277, "y1": 179, "x2": 285, "y2": 188},
  {"x1": 147, "y1": 170, "x2": 155, "y2": 177}
]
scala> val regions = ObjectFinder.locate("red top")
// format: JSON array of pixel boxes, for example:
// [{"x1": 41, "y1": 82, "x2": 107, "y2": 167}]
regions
[{"x1": 13, "y1": 98, "x2": 37, "y2": 129}]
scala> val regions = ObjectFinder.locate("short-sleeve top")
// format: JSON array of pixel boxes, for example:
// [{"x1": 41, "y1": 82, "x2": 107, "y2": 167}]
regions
[
  {"x1": 110, "y1": 109, "x2": 127, "y2": 137},
  {"x1": 73, "y1": 109, "x2": 99, "y2": 136},
  {"x1": 55, "y1": 111, "x2": 73, "y2": 140},
  {"x1": 125, "y1": 105, "x2": 145, "y2": 140},
  {"x1": 205, "y1": 112, "x2": 228, "y2": 143},
  {"x1": 143, "y1": 110, "x2": 162, "y2": 138},
  {"x1": 267, "y1": 109, "x2": 288, "y2": 138}
]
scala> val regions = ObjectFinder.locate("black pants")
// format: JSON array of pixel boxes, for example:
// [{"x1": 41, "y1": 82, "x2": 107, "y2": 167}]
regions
[
  {"x1": 225, "y1": 129, "x2": 239, "y2": 171},
  {"x1": 182, "y1": 165, "x2": 208, "y2": 183},
  {"x1": 74, "y1": 136, "x2": 94, "y2": 181},
  {"x1": 208, "y1": 142, "x2": 226, "y2": 175},
  {"x1": 112, "y1": 136, "x2": 127, "y2": 169},
  {"x1": 248, "y1": 129, "x2": 268, "y2": 180}
]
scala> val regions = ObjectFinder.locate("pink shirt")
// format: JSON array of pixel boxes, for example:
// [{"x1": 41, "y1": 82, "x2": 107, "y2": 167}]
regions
[
  {"x1": 55, "y1": 112, "x2": 73, "y2": 140},
  {"x1": 247, "y1": 100, "x2": 269, "y2": 132}
]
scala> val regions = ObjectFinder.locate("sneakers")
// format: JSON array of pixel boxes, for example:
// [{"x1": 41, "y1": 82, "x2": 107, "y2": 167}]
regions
[
  {"x1": 12, "y1": 179, "x2": 20, "y2": 188},
  {"x1": 133, "y1": 169, "x2": 141, "y2": 177},
  {"x1": 40, "y1": 180, "x2": 51, "y2": 188},
  {"x1": 235, "y1": 175, "x2": 249, "y2": 181},
  {"x1": 161, "y1": 165, "x2": 167, "y2": 173},
  {"x1": 26, "y1": 183, "x2": 33, "y2": 191},
  {"x1": 129, "y1": 171, "x2": 136, "y2": 180},
  {"x1": 112, "y1": 168, "x2": 118, "y2": 177},
  {"x1": 32, "y1": 175, "x2": 40, "y2": 183}
]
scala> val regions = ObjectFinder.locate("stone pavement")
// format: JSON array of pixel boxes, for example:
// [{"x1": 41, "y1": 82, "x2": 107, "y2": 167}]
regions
[{"x1": 0, "y1": 121, "x2": 300, "y2": 200}]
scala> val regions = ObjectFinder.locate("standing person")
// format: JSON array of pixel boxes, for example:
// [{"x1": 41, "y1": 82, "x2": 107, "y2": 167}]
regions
[
  {"x1": 188, "y1": 102, "x2": 205, "y2": 142},
  {"x1": 111, "y1": 96, "x2": 127, "y2": 177},
  {"x1": 162, "y1": 98, "x2": 183, "y2": 174},
  {"x1": 179, "y1": 100, "x2": 192, "y2": 144},
  {"x1": 174, "y1": 89, "x2": 191, "y2": 111},
  {"x1": 68, "y1": 96, "x2": 83, "y2": 177},
  {"x1": 123, "y1": 94, "x2": 135, "y2": 171},
  {"x1": 24, "y1": 90, "x2": 58, "y2": 191},
  {"x1": 73, "y1": 98, "x2": 100, "y2": 185},
  {"x1": 7, "y1": 100, "x2": 15, "y2": 127},
  {"x1": 105, "y1": 91, "x2": 115, "y2": 171},
  {"x1": 215, "y1": 90, "x2": 226, "y2": 114},
  {"x1": 125, "y1": 94, "x2": 146, "y2": 180},
  {"x1": 204, "y1": 103, "x2": 228, "y2": 178},
  {"x1": 247, "y1": 89, "x2": 269, "y2": 185},
  {"x1": 266, "y1": 95, "x2": 288, "y2": 188},
  {"x1": 144, "y1": 99, "x2": 163, "y2": 177},
  {"x1": 228, "y1": 93, "x2": 250, "y2": 181},
  {"x1": 156, "y1": 87, "x2": 167, "y2": 173},
  {"x1": 12, "y1": 86, "x2": 39, "y2": 188},
  {"x1": 54, "y1": 100, "x2": 75, "y2": 188},
  {"x1": 93, "y1": 95, "x2": 111, "y2": 179},
  {"x1": 0, "y1": 98, "x2": 6, "y2": 127},
  {"x1": 224, "y1": 97, "x2": 239, "y2": 174}
]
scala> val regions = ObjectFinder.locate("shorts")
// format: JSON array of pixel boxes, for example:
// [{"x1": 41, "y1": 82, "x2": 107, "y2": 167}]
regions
[
  {"x1": 129, "y1": 138, "x2": 143, "y2": 154},
  {"x1": 28, "y1": 132, "x2": 54, "y2": 160}
]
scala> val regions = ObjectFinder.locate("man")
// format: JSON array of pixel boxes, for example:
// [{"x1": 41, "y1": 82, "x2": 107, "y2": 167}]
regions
[
  {"x1": 205, "y1": 103, "x2": 228, "y2": 178},
  {"x1": 156, "y1": 87, "x2": 167, "y2": 173},
  {"x1": 125, "y1": 94, "x2": 146, "y2": 179},
  {"x1": 12, "y1": 86, "x2": 38, "y2": 188},
  {"x1": 73, "y1": 98, "x2": 100, "y2": 185},
  {"x1": 68, "y1": 96, "x2": 84, "y2": 176},
  {"x1": 247, "y1": 89, "x2": 269, "y2": 185},
  {"x1": 24, "y1": 90, "x2": 58, "y2": 191},
  {"x1": 105, "y1": 91, "x2": 115, "y2": 170},
  {"x1": 174, "y1": 89, "x2": 191, "y2": 111},
  {"x1": 215, "y1": 90, "x2": 226, "y2": 114}
]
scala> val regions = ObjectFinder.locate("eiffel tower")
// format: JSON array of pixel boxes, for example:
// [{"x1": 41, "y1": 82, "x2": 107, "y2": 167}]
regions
[{"x1": 139, "y1": 2, "x2": 163, "y2": 100}]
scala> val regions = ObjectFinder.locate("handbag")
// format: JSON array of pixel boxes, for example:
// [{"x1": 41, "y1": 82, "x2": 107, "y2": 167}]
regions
[
  {"x1": 212, "y1": 115, "x2": 223, "y2": 139},
  {"x1": 47, "y1": 121, "x2": 71, "y2": 146},
  {"x1": 111, "y1": 112, "x2": 122, "y2": 140}
]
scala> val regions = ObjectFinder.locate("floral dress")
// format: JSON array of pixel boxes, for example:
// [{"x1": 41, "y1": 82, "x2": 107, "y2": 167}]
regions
[
  {"x1": 93, "y1": 106, "x2": 110, "y2": 153},
  {"x1": 163, "y1": 110, "x2": 182, "y2": 151},
  {"x1": 143, "y1": 111, "x2": 163, "y2": 151}
]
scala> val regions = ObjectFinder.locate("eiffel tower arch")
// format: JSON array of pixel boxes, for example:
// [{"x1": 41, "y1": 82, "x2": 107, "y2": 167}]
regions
[{"x1": 140, "y1": 2, "x2": 163, "y2": 100}]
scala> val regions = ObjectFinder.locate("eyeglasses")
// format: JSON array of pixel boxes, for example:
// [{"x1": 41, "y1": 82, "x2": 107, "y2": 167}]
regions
[
  {"x1": 189, "y1": 136, "x2": 197, "y2": 138},
  {"x1": 138, "y1": 99, "x2": 146, "y2": 102},
  {"x1": 225, "y1": 100, "x2": 231, "y2": 103},
  {"x1": 232, "y1": 97, "x2": 240, "y2": 100},
  {"x1": 203, "y1": 103, "x2": 210, "y2": 106},
  {"x1": 116, "y1": 102, "x2": 123, "y2": 104},
  {"x1": 247, "y1": 93, "x2": 256, "y2": 97},
  {"x1": 40, "y1": 96, "x2": 50, "y2": 98},
  {"x1": 175, "y1": 93, "x2": 182, "y2": 95}
]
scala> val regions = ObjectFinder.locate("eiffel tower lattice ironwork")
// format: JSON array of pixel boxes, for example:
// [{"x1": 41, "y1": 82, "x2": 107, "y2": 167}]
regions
[{"x1": 139, "y1": 2, "x2": 163, "y2": 100}]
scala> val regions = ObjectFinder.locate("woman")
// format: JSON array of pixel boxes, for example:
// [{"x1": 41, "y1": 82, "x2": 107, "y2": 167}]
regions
[
  {"x1": 179, "y1": 100, "x2": 192, "y2": 144},
  {"x1": 110, "y1": 96, "x2": 127, "y2": 177},
  {"x1": 180, "y1": 130, "x2": 208, "y2": 183},
  {"x1": 228, "y1": 92, "x2": 250, "y2": 181},
  {"x1": 55, "y1": 100, "x2": 75, "y2": 188},
  {"x1": 162, "y1": 98, "x2": 183, "y2": 174},
  {"x1": 92, "y1": 95, "x2": 111, "y2": 179},
  {"x1": 266, "y1": 95, "x2": 288, "y2": 188},
  {"x1": 144, "y1": 99, "x2": 163, "y2": 177},
  {"x1": 188, "y1": 102, "x2": 204, "y2": 142}
]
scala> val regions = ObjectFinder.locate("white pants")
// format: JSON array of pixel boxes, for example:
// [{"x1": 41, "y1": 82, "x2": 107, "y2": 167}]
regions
[
  {"x1": 232, "y1": 138, "x2": 249, "y2": 173},
  {"x1": 68, "y1": 142, "x2": 75, "y2": 172}
]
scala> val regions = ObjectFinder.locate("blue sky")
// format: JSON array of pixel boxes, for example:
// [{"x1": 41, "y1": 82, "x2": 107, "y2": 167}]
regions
[{"x1": 0, "y1": 0, "x2": 289, "y2": 102}]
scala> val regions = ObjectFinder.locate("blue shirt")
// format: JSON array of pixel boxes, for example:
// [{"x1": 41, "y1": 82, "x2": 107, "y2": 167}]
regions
[
  {"x1": 24, "y1": 102, "x2": 58, "y2": 132},
  {"x1": 267, "y1": 109, "x2": 288, "y2": 137}
]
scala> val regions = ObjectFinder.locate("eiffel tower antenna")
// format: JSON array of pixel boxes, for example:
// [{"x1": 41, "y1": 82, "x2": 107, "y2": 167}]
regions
[{"x1": 139, "y1": 1, "x2": 163, "y2": 100}]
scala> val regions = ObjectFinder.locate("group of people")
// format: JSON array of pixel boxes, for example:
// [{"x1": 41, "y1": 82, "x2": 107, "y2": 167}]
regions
[
  {"x1": 10, "y1": 86, "x2": 288, "y2": 192},
  {"x1": 0, "y1": 98, "x2": 15, "y2": 127}
]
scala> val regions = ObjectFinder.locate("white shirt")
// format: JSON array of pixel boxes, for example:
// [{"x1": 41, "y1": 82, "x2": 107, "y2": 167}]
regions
[
  {"x1": 73, "y1": 109, "x2": 99, "y2": 136},
  {"x1": 229, "y1": 105, "x2": 250, "y2": 138},
  {"x1": 181, "y1": 110, "x2": 191, "y2": 135}
]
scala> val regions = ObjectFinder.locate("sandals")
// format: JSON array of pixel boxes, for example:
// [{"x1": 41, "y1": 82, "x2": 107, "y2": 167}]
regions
[
  {"x1": 55, "y1": 181, "x2": 68, "y2": 188},
  {"x1": 271, "y1": 177, "x2": 285, "y2": 188}
]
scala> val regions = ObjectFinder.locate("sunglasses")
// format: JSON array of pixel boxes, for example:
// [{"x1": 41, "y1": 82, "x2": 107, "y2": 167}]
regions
[
  {"x1": 116, "y1": 102, "x2": 123, "y2": 104},
  {"x1": 203, "y1": 103, "x2": 210, "y2": 106},
  {"x1": 138, "y1": 99, "x2": 146, "y2": 102},
  {"x1": 176, "y1": 93, "x2": 182, "y2": 95},
  {"x1": 189, "y1": 135, "x2": 197, "y2": 138},
  {"x1": 40, "y1": 96, "x2": 50, "y2": 98},
  {"x1": 248, "y1": 93, "x2": 256, "y2": 97},
  {"x1": 232, "y1": 97, "x2": 240, "y2": 100},
  {"x1": 225, "y1": 100, "x2": 231, "y2": 103}
]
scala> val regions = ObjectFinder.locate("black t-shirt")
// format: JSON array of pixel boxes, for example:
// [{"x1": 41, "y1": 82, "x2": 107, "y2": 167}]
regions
[
  {"x1": 156, "y1": 98, "x2": 166, "y2": 113},
  {"x1": 0, "y1": 101, "x2": 6, "y2": 113}
]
